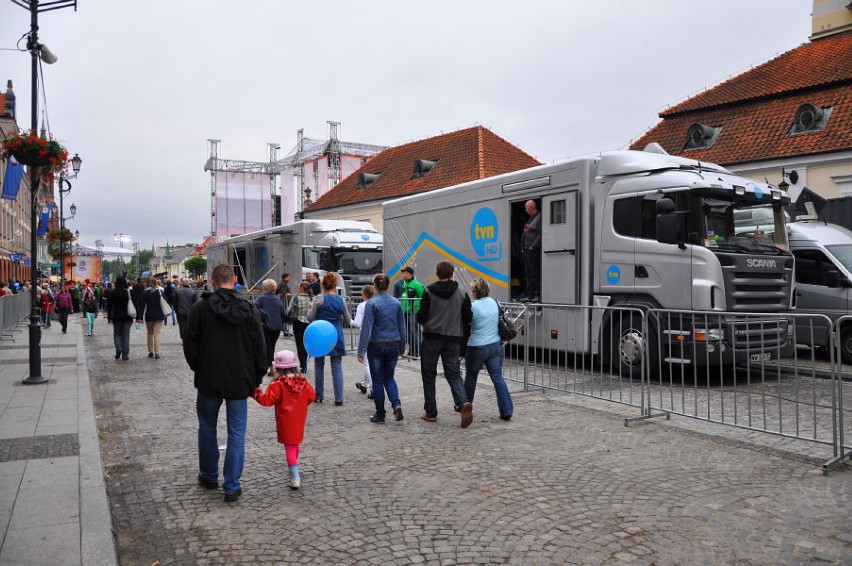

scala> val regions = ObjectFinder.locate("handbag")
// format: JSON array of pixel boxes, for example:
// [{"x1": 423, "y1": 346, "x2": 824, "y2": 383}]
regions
[
  {"x1": 126, "y1": 290, "x2": 137, "y2": 319},
  {"x1": 159, "y1": 290, "x2": 173, "y2": 317},
  {"x1": 284, "y1": 296, "x2": 298, "y2": 324},
  {"x1": 494, "y1": 298, "x2": 517, "y2": 342}
]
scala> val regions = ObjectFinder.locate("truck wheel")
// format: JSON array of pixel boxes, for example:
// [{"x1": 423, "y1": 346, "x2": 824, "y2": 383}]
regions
[
  {"x1": 606, "y1": 312, "x2": 657, "y2": 379},
  {"x1": 840, "y1": 325, "x2": 852, "y2": 366}
]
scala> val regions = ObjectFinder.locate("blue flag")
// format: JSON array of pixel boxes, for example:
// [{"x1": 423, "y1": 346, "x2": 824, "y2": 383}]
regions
[
  {"x1": 1, "y1": 158, "x2": 24, "y2": 200},
  {"x1": 36, "y1": 206, "x2": 50, "y2": 237}
]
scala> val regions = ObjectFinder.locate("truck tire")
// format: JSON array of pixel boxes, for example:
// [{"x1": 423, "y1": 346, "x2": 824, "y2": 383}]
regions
[
  {"x1": 605, "y1": 311, "x2": 658, "y2": 380},
  {"x1": 840, "y1": 324, "x2": 852, "y2": 366}
]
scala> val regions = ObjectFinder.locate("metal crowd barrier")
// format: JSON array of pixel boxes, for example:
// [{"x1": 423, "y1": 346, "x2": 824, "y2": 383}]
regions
[
  {"x1": 1, "y1": 291, "x2": 34, "y2": 338},
  {"x1": 503, "y1": 303, "x2": 648, "y2": 411},
  {"x1": 502, "y1": 302, "x2": 850, "y2": 473},
  {"x1": 824, "y1": 314, "x2": 852, "y2": 471},
  {"x1": 344, "y1": 296, "x2": 424, "y2": 360},
  {"x1": 644, "y1": 310, "x2": 842, "y2": 462}
]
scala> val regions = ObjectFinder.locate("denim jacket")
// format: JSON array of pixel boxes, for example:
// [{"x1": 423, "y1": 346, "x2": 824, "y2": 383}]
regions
[{"x1": 357, "y1": 293, "x2": 407, "y2": 356}]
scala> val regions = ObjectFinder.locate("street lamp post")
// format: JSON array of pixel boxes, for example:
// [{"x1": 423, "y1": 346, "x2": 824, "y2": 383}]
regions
[
  {"x1": 16, "y1": 0, "x2": 79, "y2": 385},
  {"x1": 57, "y1": 154, "x2": 81, "y2": 287},
  {"x1": 70, "y1": 229, "x2": 80, "y2": 282}
]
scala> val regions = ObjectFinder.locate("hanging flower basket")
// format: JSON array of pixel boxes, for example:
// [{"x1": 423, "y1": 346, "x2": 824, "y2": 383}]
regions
[
  {"x1": 2, "y1": 129, "x2": 69, "y2": 176},
  {"x1": 46, "y1": 227, "x2": 76, "y2": 243}
]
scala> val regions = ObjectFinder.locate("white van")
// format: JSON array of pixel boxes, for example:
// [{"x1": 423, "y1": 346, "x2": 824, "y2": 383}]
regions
[{"x1": 787, "y1": 220, "x2": 852, "y2": 364}]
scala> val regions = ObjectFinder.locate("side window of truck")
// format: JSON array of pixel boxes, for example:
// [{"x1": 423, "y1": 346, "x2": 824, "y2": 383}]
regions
[
  {"x1": 793, "y1": 250, "x2": 831, "y2": 286},
  {"x1": 613, "y1": 197, "x2": 657, "y2": 239}
]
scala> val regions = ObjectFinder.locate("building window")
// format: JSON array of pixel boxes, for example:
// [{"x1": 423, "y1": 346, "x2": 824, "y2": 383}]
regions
[
  {"x1": 684, "y1": 122, "x2": 722, "y2": 150},
  {"x1": 789, "y1": 103, "x2": 833, "y2": 135}
]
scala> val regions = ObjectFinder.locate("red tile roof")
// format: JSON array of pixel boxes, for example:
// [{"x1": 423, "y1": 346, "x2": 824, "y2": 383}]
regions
[
  {"x1": 304, "y1": 126, "x2": 540, "y2": 212},
  {"x1": 662, "y1": 32, "x2": 852, "y2": 116},
  {"x1": 632, "y1": 32, "x2": 852, "y2": 165}
]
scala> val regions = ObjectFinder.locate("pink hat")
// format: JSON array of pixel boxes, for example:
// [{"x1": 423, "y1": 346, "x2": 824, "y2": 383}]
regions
[{"x1": 272, "y1": 350, "x2": 299, "y2": 370}]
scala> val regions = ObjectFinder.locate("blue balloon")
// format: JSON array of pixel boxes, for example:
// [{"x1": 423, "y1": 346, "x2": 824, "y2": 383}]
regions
[{"x1": 304, "y1": 320, "x2": 337, "y2": 358}]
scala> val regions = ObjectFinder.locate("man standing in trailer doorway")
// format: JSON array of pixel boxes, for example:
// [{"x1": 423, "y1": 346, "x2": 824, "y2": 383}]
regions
[{"x1": 520, "y1": 199, "x2": 542, "y2": 303}]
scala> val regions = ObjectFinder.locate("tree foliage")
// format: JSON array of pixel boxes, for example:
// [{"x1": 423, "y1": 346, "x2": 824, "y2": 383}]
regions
[{"x1": 185, "y1": 256, "x2": 208, "y2": 278}]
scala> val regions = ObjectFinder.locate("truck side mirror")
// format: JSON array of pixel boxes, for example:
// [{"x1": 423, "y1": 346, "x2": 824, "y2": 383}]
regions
[
  {"x1": 655, "y1": 198, "x2": 675, "y2": 214},
  {"x1": 656, "y1": 215, "x2": 679, "y2": 246},
  {"x1": 824, "y1": 270, "x2": 841, "y2": 288},
  {"x1": 654, "y1": 198, "x2": 682, "y2": 247}
]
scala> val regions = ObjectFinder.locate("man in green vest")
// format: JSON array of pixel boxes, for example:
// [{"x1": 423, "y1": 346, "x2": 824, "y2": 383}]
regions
[{"x1": 400, "y1": 266, "x2": 424, "y2": 357}]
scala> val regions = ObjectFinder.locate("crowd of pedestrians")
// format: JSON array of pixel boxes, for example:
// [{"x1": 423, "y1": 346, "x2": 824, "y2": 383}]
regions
[{"x1": 181, "y1": 261, "x2": 514, "y2": 503}]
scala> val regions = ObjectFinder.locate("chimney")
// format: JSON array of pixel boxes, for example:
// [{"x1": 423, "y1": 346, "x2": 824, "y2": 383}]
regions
[
  {"x1": 3, "y1": 80, "x2": 15, "y2": 119},
  {"x1": 810, "y1": 0, "x2": 852, "y2": 40}
]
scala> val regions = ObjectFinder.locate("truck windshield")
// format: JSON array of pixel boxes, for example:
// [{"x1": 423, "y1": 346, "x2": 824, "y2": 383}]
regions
[
  {"x1": 701, "y1": 198, "x2": 788, "y2": 253},
  {"x1": 826, "y1": 244, "x2": 852, "y2": 273},
  {"x1": 336, "y1": 250, "x2": 383, "y2": 274}
]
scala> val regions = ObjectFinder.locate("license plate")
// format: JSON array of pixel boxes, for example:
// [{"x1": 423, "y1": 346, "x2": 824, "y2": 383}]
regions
[{"x1": 750, "y1": 352, "x2": 772, "y2": 362}]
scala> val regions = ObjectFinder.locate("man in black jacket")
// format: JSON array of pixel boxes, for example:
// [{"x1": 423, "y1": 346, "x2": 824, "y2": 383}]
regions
[
  {"x1": 416, "y1": 260, "x2": 474, "y2": 428},
  {"x1": 184, "y1": 264, "x2": 267, "y2": 502}
]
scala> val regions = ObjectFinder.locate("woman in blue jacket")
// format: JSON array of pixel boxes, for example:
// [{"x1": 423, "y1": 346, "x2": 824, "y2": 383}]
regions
[
  {"x1": 255, "y1": 279, "x2": 286, "y2": 375},
  {"x1": 307, "y1": 272, "x2": 351, "y2": 405},
  {"x1": 357, "y1": 273, "x2": 407, "y2": 423}
]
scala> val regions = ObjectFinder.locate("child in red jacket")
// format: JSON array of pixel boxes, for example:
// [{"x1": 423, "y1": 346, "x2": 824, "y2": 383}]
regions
[{"x1": 253, "y1": 350, "x2": 316, "y2": 489}]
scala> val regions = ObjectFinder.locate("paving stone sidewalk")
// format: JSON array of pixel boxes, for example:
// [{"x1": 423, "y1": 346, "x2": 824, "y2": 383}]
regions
[
  {"x1": 0, "y1": 314, "x2": 117, "y2": 566},
  {"x1": 85, "y1": 316, "x2": 851, "y2": 565}
]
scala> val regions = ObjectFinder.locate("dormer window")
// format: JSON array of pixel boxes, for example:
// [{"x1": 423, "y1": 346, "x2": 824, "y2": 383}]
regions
[
  {"x1": 412, "y1": 159, "x2": 437, "y2": 179},
  {"x1": 684, "y1": 122, "x2": 722, "y2": 150},
  {"x1": 358, "y1": 172, "x2": 381, "y2": 189},
  {"x1": 789, "y1": 103, "x2": 832, "y2": 135}
]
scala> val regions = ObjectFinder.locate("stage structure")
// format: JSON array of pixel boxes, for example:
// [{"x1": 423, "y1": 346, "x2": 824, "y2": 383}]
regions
[{"x1": 204, "y1": 122, "x2": 386, "y2": 242}]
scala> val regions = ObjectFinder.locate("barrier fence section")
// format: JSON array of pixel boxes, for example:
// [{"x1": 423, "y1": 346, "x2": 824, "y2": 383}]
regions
[
  {"x1": 344, "y1": 297, "x2": 423, "y2": 360},
  {"x1": 502, "y1": 302, "x2": 850, "y2": 472},
  {"x1": 825, "y1": 314, "x2": 852, "y2": 471},
  {"x1": 503, "y1": 303, "x2": 650, "y2": 414},
  {"x1": 1, "y1": 292, "x2": 33, "y2": 337},
  {"x1": 644, "y1": 309, "x2": 845, "y2": 468}
]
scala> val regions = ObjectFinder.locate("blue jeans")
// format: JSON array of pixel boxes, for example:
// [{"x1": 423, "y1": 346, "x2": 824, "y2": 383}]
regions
[
  {"x1": 86, "y1": 312, "x2": 96, "y2": 335},
  {"x1": 367, "y1": 342, "x2": 402, "y2": 419},
  {"x1": 196, "y1": 392, "x2": 247, "y2": 495},
  {"x1": 113, "y1": 320, "x2": 132, "y2": 360},
  {"x1": 464, "y1": 341, "x2": 513, "y2": 418},
  {"x1": 420, "y1": 337, "x2": 468, "y2": 417},
  {"x1": 314, "y1": 355, "x2": 343, "y2": 403}
]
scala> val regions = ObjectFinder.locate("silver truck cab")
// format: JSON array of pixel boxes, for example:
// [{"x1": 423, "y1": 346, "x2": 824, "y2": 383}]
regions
[{"x1": 787, "y1": 220, "x2": 852, "y2": 364}]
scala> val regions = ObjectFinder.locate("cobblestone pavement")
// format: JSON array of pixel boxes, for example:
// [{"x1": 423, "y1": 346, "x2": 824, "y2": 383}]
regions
[{"x1": 85, "y1": 317, "x2": 851, "y2": 565}]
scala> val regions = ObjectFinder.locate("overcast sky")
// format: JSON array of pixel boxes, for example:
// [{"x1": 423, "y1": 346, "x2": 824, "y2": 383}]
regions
[{"x1": 1, "y1": 0, "x2": 813, "y2": 249}]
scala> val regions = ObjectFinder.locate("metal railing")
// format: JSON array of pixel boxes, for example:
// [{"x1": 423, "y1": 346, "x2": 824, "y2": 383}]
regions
[
  {"x1": 1, "y1": 291, "x2": 34, "y2": 337},
  {"x1": 502, "y1": 302, "x2": 851, "y2": 473}
]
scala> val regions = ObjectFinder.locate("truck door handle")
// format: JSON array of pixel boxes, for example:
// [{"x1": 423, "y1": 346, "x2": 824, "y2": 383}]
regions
[
  {"x1": 544, "y1": 248, "x2": 575, "y2": 255},
  {"x1": 635, "y1": 265, "x2": 649, "y2": 278}
]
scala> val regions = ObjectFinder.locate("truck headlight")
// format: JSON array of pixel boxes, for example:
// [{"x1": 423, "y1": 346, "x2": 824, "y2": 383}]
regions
[{"x1": 693, "y1": 327, "x2": 724, "y2": 341}]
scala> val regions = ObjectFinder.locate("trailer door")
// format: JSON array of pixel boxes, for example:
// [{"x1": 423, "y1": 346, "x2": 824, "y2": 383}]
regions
[{"x1": 542, "y1": 192, "x2": 578, "y2": 304}]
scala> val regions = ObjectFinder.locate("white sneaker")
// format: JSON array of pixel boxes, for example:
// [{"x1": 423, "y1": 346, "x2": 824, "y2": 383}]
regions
[{"x1": 289, "y1": 478, "x2": 300, "y2": 490}]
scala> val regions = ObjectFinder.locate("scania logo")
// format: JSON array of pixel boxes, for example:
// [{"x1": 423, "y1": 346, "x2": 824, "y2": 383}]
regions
[{"x1": 746, "y1": 258, "x2": 777, "y2": 269}]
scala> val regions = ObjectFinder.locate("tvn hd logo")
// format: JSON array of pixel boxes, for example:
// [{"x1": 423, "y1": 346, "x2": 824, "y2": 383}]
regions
[{"x1": 471, "y1": 207, "x2": 501, "y2": 262}]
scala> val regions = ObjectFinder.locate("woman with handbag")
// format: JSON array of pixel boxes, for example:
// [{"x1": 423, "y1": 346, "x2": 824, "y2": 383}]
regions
[
  {"x1": 307, "y1": 272, "x2": 351, "y2": 405},
  {"x1": 463, "y1": 278, "x2": 513, "y2": 421},
  {"x1": 107, "y1": 276, "x2": 134, "y2": 361},
  {"x1": 137, "y1": 277, "x2": 166, "y2": 359}
]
